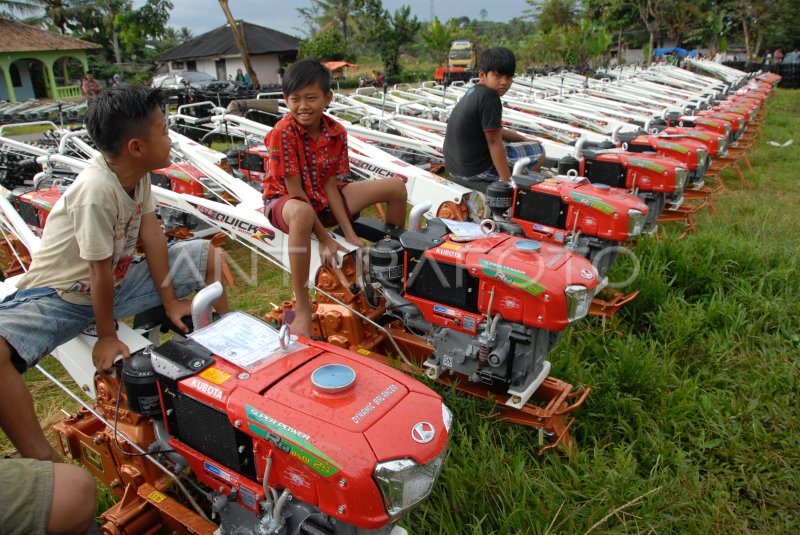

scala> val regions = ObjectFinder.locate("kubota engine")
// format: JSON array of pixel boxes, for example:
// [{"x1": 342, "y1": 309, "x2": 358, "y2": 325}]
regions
[
  {"x1": 556, "y1": 147, "x2": 688, "y2": 233},
  {"x1": 56, "y1": 311, "x2": 450, "y2": 534},
  {"x1": 9, "y1": 184, "x2": 66, "y2": 235},
  {"x1": 352, "y1": 217, "x2": 599, "y2": 408},
  {"x1": 482, "y1": 175, "x2": 648, "y2": 279},
  {"x1": 610, "y1": 132, "x2": 710, "y2": 188}
]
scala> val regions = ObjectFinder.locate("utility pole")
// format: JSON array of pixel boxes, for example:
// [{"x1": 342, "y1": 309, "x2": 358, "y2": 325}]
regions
[{"x1": 219, "y1": 0, "x2": 260, "y2": 86}]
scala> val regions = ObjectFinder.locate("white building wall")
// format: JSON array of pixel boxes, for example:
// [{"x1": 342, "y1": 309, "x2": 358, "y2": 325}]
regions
[
  {"x1": 223, "y1": 55, "x2": 280, "y2": 84},
  {"x1": 163, "y1": 54, "x2": 281, "y2": 84},
  {"x1": 196, "y1": 59, "x2": 218, "y2": 77},
  {"x1": 250, "y1": 55, "x2": 280, "y2": 85}
]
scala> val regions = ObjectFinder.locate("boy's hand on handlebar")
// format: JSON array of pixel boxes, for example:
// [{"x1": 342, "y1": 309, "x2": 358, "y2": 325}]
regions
[
  {"x1": 319, "y1": 237, "x2": 345, "y2": 267},
  {"x1": 344, "y1": 232, "x2": 368, "y2": 248},
  {"x1": 93, "y1": 336, "x2": 130, "y2": 375},
  {"x1": 165, "y1": 298, "x2": 193, "y2": 333}
]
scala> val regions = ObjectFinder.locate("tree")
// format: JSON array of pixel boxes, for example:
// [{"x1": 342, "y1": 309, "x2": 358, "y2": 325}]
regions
[
  {"x1": 584, "y1": 0, "x2": 640, "y2": 65},
  {"x1": 298, "y1": 0, "x2": 360, "y2": 43},
  {"x1": 299, "y1": 27, "x2": 351, "y2": 61},
  {"x1": 2, "y1": 0, "x2": 83, "y2": 34},
  {"x1": 685, "y1": 7, "x2": 731, "y2": 54},
  {"x1": 421, "y1": 17, "x2": 452, "y2": 66},
  {"x1": 522, "y1": 19, "x2": 611, "y2": 68},
  {"x1": 525, "y1": 0, "x2": 580, "y2": 33},
  {"x1": 355, "y1": 0, "x2": 419, "y2": 77},
  {"x1": 117, "y1": 0, "x2": 172, "y2": 60},
  {"x1": 663, "y1": 0, "x2": 701, "y2": 47},
  {"x1": 219, "y1": 0, "x2": 259, "y2": 85},
  {"x1": 38, "y1": 0, "x2": 69, "y2": 33},
  {"x1": 732, "y1": 0, "x2": 785, "y2": 61},
  {"x1": 99, "y1": 0, "x2": 128, "y2": 64},
  {"x1": 633, "y1": 0, "x2": 668, "y2": 63},
  {"x1": 0, "y1": 0, "x2": 39, "y2": 18}
]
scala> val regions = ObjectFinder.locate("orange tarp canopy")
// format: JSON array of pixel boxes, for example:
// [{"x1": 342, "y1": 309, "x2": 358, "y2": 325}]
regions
[{"x1": 323, "y1": 61, "x2": 358, "y2": 72}]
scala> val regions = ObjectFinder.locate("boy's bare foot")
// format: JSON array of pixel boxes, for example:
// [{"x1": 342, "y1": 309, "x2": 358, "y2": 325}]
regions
[{"x1": 288, "y1": 300, "x2": 313, "y2": 338}]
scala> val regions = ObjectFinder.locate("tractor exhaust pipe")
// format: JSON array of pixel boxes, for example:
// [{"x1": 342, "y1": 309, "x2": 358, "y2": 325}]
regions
[
  {"x1": 408, "y1": 201, "x2": 432, "y2": 232},
  {"x1": 512, "y1": 157, "x2": 531, "y2": 177},
  {"x1": 191, "y1": 281, "x2": 223, "y2": 330}
]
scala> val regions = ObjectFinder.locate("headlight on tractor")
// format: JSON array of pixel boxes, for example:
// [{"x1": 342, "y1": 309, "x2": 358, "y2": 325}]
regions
[
  {"x1": 675, "y1": 167, "x2": 688, "y2": 191},
  {"x1": 565, "y1": 284, "x2": 592, "y2": 323},
  {"x1": 441, "y1": 403, "x2": 453, "y2": 433},
  {"x1": 627, "y1": 209, "x2": 646, "y2": 238},
  {"x1": 717, "y1": 136, "x2": 728, "y2": 157},
  {"x1": 697, "y1": 148, "x2": 708, "y2": 167},
  {"x1": 374, "y1": 448, "x2": 448, "y2": 518}
]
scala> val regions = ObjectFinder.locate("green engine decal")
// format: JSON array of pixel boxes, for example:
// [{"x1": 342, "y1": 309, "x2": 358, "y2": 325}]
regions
[
  {"x1": 246, "y1": 405, "x2": 341, "y2": 477},
  {"x1": 570, "y1": 191, "x2": 615, "y2": 215},
  {"x1": 167, "y1": 170, "x2": 194, "y2": 183},
  {"x1": 628, "y1": 158, "x2": 666, "y2": 174},
  {"x1": 696, "y1": 118, "x2": 720, "y2": 127},
  {"x1": 657, "y1": 141, "x2": 689, "y2": 154},
  {"x1": 688, "y1": 132, "x2": 711, "y2": 142},
  {"x1": 479, "y1": 259, "x2": 545, "y2": 295}
]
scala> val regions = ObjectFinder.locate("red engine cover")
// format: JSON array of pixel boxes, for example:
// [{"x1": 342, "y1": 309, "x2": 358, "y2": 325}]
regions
[
  {"x1": 670, "y1": 115, "x2": 733, "y2": 139},
  {"x1": 511, "y1": 176, "x2": 648, "y2": 244},
  {"x1": 659, "y1": 127, "x2": 726, "y2": 156},
  {"x1": 18, "y1": 186, "x2": 64, "y2": 231},
  {"x1": 167, "y1": 341, "x2": 448, "y2": 530},
  {"x1": 152, "y1": 163, "x2": 205, "y2": 196},
  {"x1": 404, "y1": 233, "x2": 599, "y2": 332},
  {"x1": 623, "y1": 135, "x2": 707, "y2": 171},
  {"x1": 581, "y1": 151, "x2": 686, "y2": 193},
  {"x1": 695, "y1": 110, "x2": 745, "y2": 134}
]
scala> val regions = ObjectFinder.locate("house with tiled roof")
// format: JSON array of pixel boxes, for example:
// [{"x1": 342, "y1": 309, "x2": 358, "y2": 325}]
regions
[
  {"x1": 0, "y1": 17, "x2": 101, "y2": 102},
  {"x1": 157, "y1": 21, "x2": 298, "y2": 85}
]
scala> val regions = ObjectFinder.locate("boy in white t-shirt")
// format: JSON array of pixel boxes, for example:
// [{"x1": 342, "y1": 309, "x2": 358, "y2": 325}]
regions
[{"x1": 0, "y1": 86, "x2": 229, "y2": 467}]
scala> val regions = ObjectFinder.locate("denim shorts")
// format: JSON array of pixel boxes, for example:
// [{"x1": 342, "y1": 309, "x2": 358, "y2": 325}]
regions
[
  {"x1": 454, "y1": 141, "x2": 546, "y2": 182},
  {"x1": 0, "y1": 239, "x2": 209, "y2": 373},
  {"x1": 0, "y1": 458, "x2": 53, "y2": 534}
]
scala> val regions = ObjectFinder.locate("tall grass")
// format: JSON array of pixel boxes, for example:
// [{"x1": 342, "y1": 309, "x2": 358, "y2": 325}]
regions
[{"x1": 2, "y1": 90, "x2": 798, "y2": 534}]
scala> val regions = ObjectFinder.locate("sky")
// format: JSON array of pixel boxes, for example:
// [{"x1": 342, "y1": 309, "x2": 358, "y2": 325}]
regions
[{"x1": 135, "y1": 0, "x2": 533, "y2": 38}]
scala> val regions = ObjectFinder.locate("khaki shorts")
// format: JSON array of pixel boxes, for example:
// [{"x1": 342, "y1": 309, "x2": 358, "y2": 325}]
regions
[{"x1": 0, "y1": 458, "x2": 53, "y2": 534}]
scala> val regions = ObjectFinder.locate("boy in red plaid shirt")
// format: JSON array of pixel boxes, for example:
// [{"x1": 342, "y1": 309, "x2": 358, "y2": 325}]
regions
[{"x1": 263, "y1": 59, "x2": 407, "y2": 336}]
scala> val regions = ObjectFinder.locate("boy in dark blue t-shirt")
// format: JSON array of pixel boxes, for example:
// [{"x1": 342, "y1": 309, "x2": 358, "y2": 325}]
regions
[{"x1": 444, "y1": 47, "x2": 544, "y2": 182}]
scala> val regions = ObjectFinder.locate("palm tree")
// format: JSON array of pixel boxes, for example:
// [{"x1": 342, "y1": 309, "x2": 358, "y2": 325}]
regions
[
  {"x1": 1, "y1": 0, "x2": 80, "y2": 34},
  {"x1": 0, "y1": 0, "x2": 39, "y2": 17},
  {"x1": 306, "y1": 0, "x2": 360, "y2": 43},
  {"x1": 421, "y1": 17, "x2": 453, "y2": 66}
]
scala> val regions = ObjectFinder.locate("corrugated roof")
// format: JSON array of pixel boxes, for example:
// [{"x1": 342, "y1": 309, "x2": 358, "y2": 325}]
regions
[
  {"x1": 323, "y1": 61, "x2": 358, "y2": 71},
  {"x1": 158, "y1": 21, "x2": 299, "y2": 62},
  {"x1": 0, "y1": 17, "x2": 100, "y2": 53}
]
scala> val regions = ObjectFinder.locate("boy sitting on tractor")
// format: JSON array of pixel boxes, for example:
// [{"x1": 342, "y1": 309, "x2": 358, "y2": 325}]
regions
[
  {"x1": 0, "y1": 87, "x2": 229, "y2": 523},
  {"x1": 444, "y1": 47, "x2": 545, "y2": 183},
  {"x1": 262, "y1": 58, "x2": 407, "y2": 337}
]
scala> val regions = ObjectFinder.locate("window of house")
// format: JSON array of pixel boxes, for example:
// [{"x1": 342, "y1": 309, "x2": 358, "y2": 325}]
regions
[
  {"x1": 10, "y1": 64, "x2": 22, "y2": 87},
  {"x1": 187, "y1": 61, "x2": 197, "y2": 71},
  {"x1": 171, "y1": 61, "x2": 185, "y2": 70}
]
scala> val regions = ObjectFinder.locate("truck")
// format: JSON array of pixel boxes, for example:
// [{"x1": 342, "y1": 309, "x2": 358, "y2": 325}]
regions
[
  {"x1": 448, "y1": 40, "x2": 478, "y2": 69},
  {"x1": 435, "y1": 40, "x2": 478, "y2": 84}
]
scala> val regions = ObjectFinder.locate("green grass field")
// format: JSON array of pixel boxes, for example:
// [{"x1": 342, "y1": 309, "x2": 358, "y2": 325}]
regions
[{"x1": 2, "y1": 89, "x2": 798, "y2": 534}]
